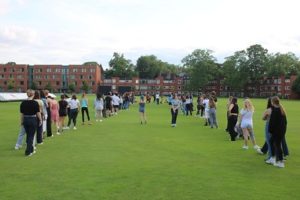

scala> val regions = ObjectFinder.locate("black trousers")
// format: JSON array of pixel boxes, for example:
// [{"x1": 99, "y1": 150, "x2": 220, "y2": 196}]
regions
[
  {"x1": 270, "y1": 133, "x2": 285, "y2": 161},
  {"x1": 228, "y1": 115, "x2": 238, "y2": 141},
  {"x1": 68, "y1": 108, "x2": 79, "y2": 127},
  {"x1": 23, "y1": 117, "x2": 37, "y2": 155},
  {"x1": 81, "y1": 107, "x2": 90, "y2": 122},
  {"x1": 171, "y1": 109, "x2": 178, "y2": 124},
  {"x1": 36, "y1": 118, "x2": 43, "y2": 144},
  {"x1": 46, "y1": 107, "x2": 52, "y2": 137}
]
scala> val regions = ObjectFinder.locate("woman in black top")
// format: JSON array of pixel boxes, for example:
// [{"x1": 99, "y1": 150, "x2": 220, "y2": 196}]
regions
[
  {"x1": 58, "y1": 94, "x2": 68, "y2": 133},
  {"x1": 269, "y1": 96, "x2": 287, "y2": 168},
  {"x1": 20, "y1": 89, "x2": 42, "y2": 156},
  {"x1": 227, "y1": 97, "x2": 239, "y2": 141}
]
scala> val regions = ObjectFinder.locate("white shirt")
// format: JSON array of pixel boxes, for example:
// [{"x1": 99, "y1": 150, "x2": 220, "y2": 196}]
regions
[
  {"x1": 112, "y1": 95, "x2": 120, "y2": 106},
  {"x1": 203, "y1": 98, "x2": 210, "y2": 110},
  {"x1": 69, "y1": 99, "x2": 80, "y2": 109}
]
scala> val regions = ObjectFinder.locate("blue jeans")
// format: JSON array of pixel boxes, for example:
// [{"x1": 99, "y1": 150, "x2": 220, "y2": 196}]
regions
[
  {"x1": 23, "y1": 117, "x2": 37, "y2": 155},
  {"x1": 209, "y1": 108, "x2": 218, "y2": 128},
  {"x1": 265, "y1": 121, "x2": 272, "y2": 159},
  {"x1": 16, "y1": 125, "x2": 26, "y2": 147}
]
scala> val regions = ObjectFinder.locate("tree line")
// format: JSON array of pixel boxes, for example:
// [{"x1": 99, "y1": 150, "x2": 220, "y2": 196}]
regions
[{"x1": 104, "y1": 44, "x2": 300, "y2": 95}]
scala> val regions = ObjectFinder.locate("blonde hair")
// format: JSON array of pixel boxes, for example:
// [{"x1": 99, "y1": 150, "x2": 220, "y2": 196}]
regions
[
  {"x1": 244, "y1": 98, "x2": 254, "y2": 112},
  {"x1": 272, "y1": 96, "x2": 286, "y2": 116}
]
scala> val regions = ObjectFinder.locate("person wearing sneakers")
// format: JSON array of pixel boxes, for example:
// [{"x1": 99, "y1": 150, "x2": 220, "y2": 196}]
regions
[
  {"x1": 67, "y1": 94, "x2": 80, "y2": 130},
  {"x1": 139, "y1": 95, "x2": 147, "y2": 124},
  {"x1": 58, "y1": 94, "x2": 68, "y2": 133},
  {"x1": 239, "y1": 98, "x2": 260, "y2": 150},
  {"x1": 170, "y1": 94, "x2": 180, "y2": 127},
  {"x1": 20, "y1": 89, "x2": 42, "y2": 156},
  {"x1": 94, "y1": 93, "x2": 104, "y2": 122},
  {"x1": 267, "y1": 96, "x2": 287, "y2": 168},
  {"x1": 81, "y1": 92, "x2": 91, "y2": 125}
]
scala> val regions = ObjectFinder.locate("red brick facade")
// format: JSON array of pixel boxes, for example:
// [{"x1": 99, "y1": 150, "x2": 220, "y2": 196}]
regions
[{"x1": 0, "y1": 63, "x2": 103, "y2": 93}]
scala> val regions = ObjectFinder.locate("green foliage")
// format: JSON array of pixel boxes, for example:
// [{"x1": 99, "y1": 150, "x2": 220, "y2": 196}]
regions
[
  {"x1": 181, "y1": 49, "x2": 218, "y2": 91},
  {"x1": 30, "y1": 81, "x2": 37, "y2": 90},
  {"x1": 83, "y1": 61, "x2": 99, "y2": 66},
  {"x1": 136, "y1": 55, "x2": 162, "y2": 79},
  {"x1": 267, "y1": 52, "x2": 299, "y2": 77},
  {"x1": 81, "y1": 81, "x2": 90, "y2": 93},
  {"x1": 7, "y1": 79, "x2": 15, "y2": 90},
  {"x1": 107, "y1": 52, "x2": 136, "y2": 79},
  {"x1": 223, "y1": 51, "x2": 248, "y2": 91},
  {"x1": 292, "y1": 75, "x2": 300, "y2": 94},
  {"x1": 68, "y1": 83, "x2": 76, "y2": 93}
]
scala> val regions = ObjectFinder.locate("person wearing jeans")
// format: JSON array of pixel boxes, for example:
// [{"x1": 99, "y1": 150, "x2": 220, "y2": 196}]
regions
[
  {"x1": 67, "y1": 94, "x2": 80, "y2": 130},
  {"x1": 170, "y1": 94, "x2": 180, "y2": 127}
]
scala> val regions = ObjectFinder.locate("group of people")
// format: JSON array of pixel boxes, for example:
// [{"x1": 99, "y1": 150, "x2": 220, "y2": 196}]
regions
[
  {"x1": 16, "y1": 89, "x2": 289, "y2": 168},
  {"x1": 225, "y1": 96, "x2": 288, "y2": 168},
  {"x1": 16, "y1": 89, "x2": 132, "y2": 157}
]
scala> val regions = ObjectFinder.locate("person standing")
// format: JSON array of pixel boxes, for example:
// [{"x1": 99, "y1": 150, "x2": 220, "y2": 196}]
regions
[
  {"x1": 67, "y1": 94, "x2": 80, "y2": 130},
  {"x1": 208, "y1": 96, "x2": 218, "y2": 128},
  {"x1": 227, "y1": 97, "x2": 239, "y2": 141},
  {"x1": 58, "y1": 94, "x2": 68, "y2": 133},
  {"x1": 170, "y1": 94, "x2": 180, "y2": 127},
  {"x1": 81, "y1": 93, "x2": 91, "y2": 125},
  {"x1": 33, "y1": 90, "x2": 44, "y2": 145},
  {"x1": 267, "y1": 96, "x2": 287, "y2": 168},
  {"x1": 94, "y1": 93, "x2": 104, "y2": 122},
  {"x1": 139, "y1": 95, "x2": 147, "y2": 124},
  {"x1": 20, "y1": 89, "x2": 42, "y2": 156},
  {"x1": 111, "y1": 93, "x2": 120, "y2": 115},
  {"x1": 50, "y1": 96, "x2": 60, "y2": 135},
  {"x1": 155, "y1": 92, "x2": 160, "y2": 105},
  {"x1": 239, "y1": 98, "x2": 260, "y2": 150},
  {"x1": 44, "y1": 90, "x2": 52, "y2": 137}
]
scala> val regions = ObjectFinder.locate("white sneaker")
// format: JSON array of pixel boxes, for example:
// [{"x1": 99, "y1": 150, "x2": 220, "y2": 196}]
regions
[
  {"x1": 253, "y1": 145, "x2": 260, "y2": 150},
  {"x1": 64, "y1": 126, "x2": 70, "y2": 130},
  {"x1": 265, "y1": 157, "x2": 276, "y2": 165},
  {"x1": 73, "y1": 127, "x2": 77, "y2": 130},
  {"x1": 256, "y1": 148, "x2": 264, "y2": 155},
  {"x1": 242, "y1": 145, "x2": 249, "y2": 150},
  {"x1": 274, "y1": 161, "x2": 285, "y2": 168},
  {"x1": 56, "y1": 132, "x2": 60, "y2": 135},
  {"x1": 14, "y1": 145, "x2": 21, "y2": 150}
]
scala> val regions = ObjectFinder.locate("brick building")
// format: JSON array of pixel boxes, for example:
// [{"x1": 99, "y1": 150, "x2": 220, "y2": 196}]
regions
[
  {"x1": 100, "y1": 76, "x2": 183, "y2": 95},
  {"x1": 0, "y1": 63, "x2": 29, "y2": 92},
  {"x1": 0, "y1": 63, "x2": 103, "y2": 93}
]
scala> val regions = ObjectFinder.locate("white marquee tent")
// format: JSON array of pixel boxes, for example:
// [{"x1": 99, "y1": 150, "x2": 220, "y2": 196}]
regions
[{"x1": 0, "y1": 93, "x2": 56, "y2": 102}]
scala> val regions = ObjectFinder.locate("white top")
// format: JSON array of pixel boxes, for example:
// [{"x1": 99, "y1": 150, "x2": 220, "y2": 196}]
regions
[
  {"x1": 94, "y1": 98, "x2": 104, "y2": 110},
  {"x1": 111, "y1": 95, "x2": 120, "y2": 106},
  {"x1": 240, "y1": 109, "x2": 253, "y2": 126},
  {"x1": 155, "y1": 94, "x2": 160, "y2": 99},
  {"x1": 203, "y1": 98, "x2": 210, "y2": 110},
  {"x1": 185, "y1": 98, "x2": 191, "y2": 104},
  {"x1": 69, "y1": 99, "x2": 80, "y2": 109}
]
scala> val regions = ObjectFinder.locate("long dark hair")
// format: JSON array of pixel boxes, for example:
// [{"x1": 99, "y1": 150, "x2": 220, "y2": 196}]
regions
[{"x1": 272, "y1": 96, "x2": 286, "y2": 116}]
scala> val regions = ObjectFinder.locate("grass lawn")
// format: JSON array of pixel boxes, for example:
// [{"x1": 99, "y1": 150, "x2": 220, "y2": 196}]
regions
[{"x1": 0, "y1": 97, "x2": 299, "y2": 200}]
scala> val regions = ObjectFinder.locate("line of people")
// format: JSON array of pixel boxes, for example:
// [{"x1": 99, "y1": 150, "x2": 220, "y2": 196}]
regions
[{"x1": 226, "y1": 96, "x2": 289, "y2": 168}]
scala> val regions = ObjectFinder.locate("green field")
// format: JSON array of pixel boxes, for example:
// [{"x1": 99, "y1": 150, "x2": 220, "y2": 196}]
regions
[{"x1": 0, "y1": 97, "x2": 299, "y2": 200}]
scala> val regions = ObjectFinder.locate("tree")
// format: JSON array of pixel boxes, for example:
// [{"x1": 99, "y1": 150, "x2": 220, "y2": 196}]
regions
[
  {"x1": 30, "y1": 82, "x2": 38, "y2": 90},
  {"x1": 267, "y1": 52, "x2": 299, "y2": 77},
  {"x1": 245, "y1": 44, "x2": 269, "y2": 95},
  {"x1": 81, "y1": 81, "x2": 90, "y2": 93},
  {"x1": 181, "y1": 49, "x2": 218, "y2": 91},
  {"x1": 136, "y1": 55, "x2": 162, "y2": 79},
  {"x1": 108, "y1": 52, "x2": 136, "y2": 79},
  {"x1": 292, "y1": 75, "x2": 300, "y2": 94},
  {"x1": 7, "y1": 79, "x2": 15, "y2": 91},
  {"x1": 223, "y1": 50, "x2": 248, "y2": 92},
  {"x1": 68, "y1": 83, "x2": 75, "y2": 93}
]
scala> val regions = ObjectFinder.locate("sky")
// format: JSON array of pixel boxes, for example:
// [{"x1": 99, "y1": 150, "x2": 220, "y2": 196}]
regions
[{"x1": 1, "y1": 0, "x2": 300, "y2": 69}]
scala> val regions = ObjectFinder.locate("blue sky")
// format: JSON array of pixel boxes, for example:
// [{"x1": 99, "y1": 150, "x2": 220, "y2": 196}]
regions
[{"x1": 1, "y1": 0, "x2": 300, "y2": 68}]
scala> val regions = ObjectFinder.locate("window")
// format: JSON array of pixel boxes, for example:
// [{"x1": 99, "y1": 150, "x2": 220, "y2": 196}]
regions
[
  {"x1": 89, "y1": 76, "x2": 92, "y2": 80},
  {"x1": 20, "y1": 81, "x2": 24, "y2": 85},
  {"x1": 4, "y1": 68, "x2": 6, "y2": 72},
  {"x1": 56, "y1": 81, "x2": 60, "y2": 86},
  {"x1": 80, "y1": 75, "x2": 83, "y2": 79},
  {"x1": 4, "y1": 81, "x2": 7, "y2": 85},
  {"x1": 39, "y1": 81, "x2": 42, "y2": 86},
  {"x1": 40, "y1": 69, "x2": 43, "y2": 73},
  {"x1": 47, "y1": 68, "x2": 51, "y2": 73},
  {"x1": 82, "y1": 68, "x2": 86, "y2": 72},
  {"x1": 22, "y1": 68, "x2": 24, "y2": 72},
  {"x1": 73, "y1": 69, "x2": 78, "y2": 73},
  {"x1": 285, "y1": 79, "x2": 290, "y2": 83}
]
